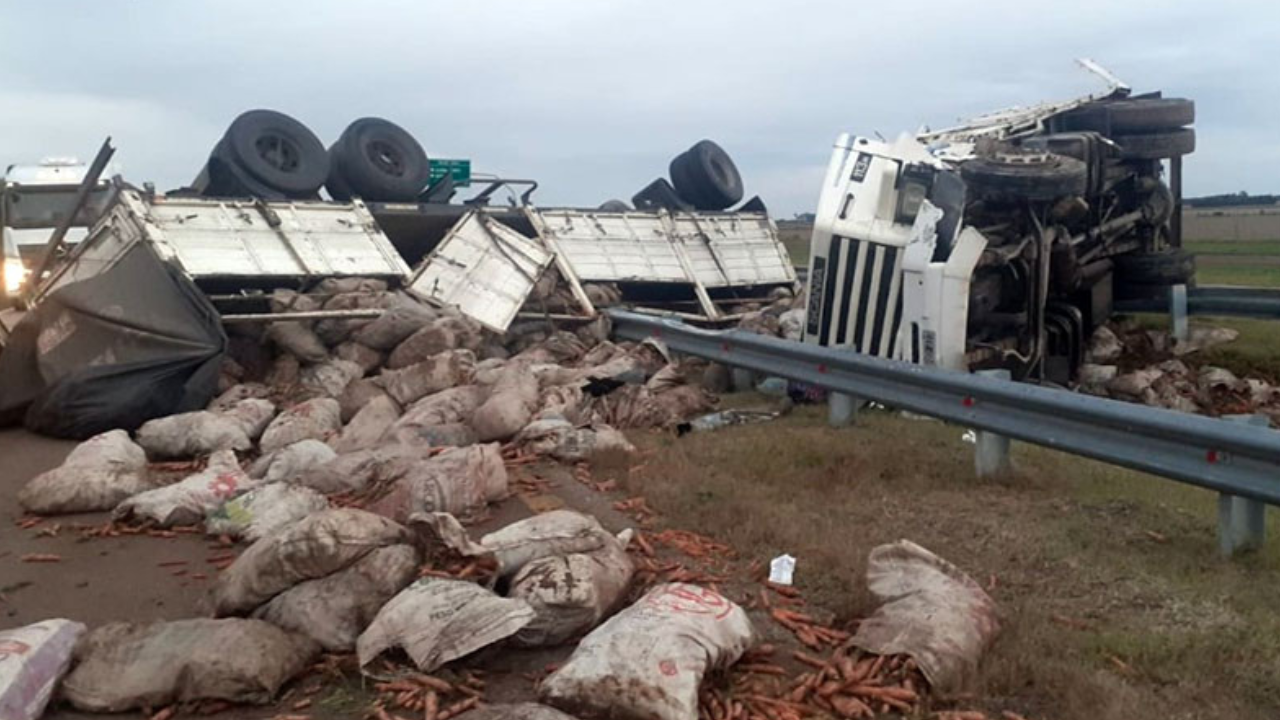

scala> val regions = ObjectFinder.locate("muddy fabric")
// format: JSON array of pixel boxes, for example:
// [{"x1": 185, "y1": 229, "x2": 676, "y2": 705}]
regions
[
  {"x1": 259, "y1": 398, "x2": 342, "y2": 453},
  {"x1": 585, "y1": 384, "x2": 716, "y2": 429},
  {"x1": 314, "y1": 291, "x2": 390, "y2": 346},
  {"x1": 221, "y1": 398, "x2": 277, "y2": 442},
  {"x1": 414, "y1": 510, "x2": 620, "y2": 580},
  {"x1": 213, "y1": 508, "x2": 411, "y2": 615},
  {"x1": 366, "y1": 444, "x2": 508, "y2": 523},
  {"x1": 472, "y1": 367, "x2": 540, "y2": 442},
  {"x1": 388, "y1": 318, "x2": 480, "y2": 369},
  {"x1": 266, "y1": 322, "x2": 329, "y2": 364},
  {"x1": 339, "y1": 378, "x2": 392, "y2": 422},
  {"x1": 312, "y1": 278, "x2": 389, "y2": 296},
  {"x1": 0, "y1": 619, "x2": 86, "y2": 720},
  {"x1": 334, "y1": 342, "x2": 384, "y2": 375},
  {"x1": 205, "y1": 482, "x2": 329, "y2": 542},
  {"x1": 377, "y1": 349, "x2": 476, "y2": 406},
  {"x1": 115, "y1": 449, "x2": 255, "y2": 527},
  {"x1": 357, "y1": 578, "x2": 534, "y2": 673},
  {"x1": 249, "y1": 439, "x2": 337, "y2": 483},
  {"x1": 295, "y1": 443, "x2": 433, "y2": 495},
  {"x1": 851, "y1": 540, "x2": 1001, "y2": 693},
  {"x1": 535, "y1": 385, "x2": 587, "y2": 424},
  {"x1": 540, "y1": 583, "x2": 755, "y2": 720},
  {"x1": 352, "y1": 302, "x2": 437, "y2": 351},
  {"x1": 511, "y1": 537, "x2": 635, "y2": 647},
  {"x1": 208, "y1": 382, "x2": 271, "y2": 412},
  {"x1": 514, "y1": 418, "x2": 635, "y2": 462},
  {"x1": 17, "y1": 430, "x2": 151, "y2": 514},
  {"x1": 299, "y1": 359, "x2": 363, "y2": 398},
  {"x1": 253, "y1": 544, "x2": 419, "y2": 651},
  {"x1": 455, "y1": 704, "x2": 580, "y2": 720},
  {"x1": 60, "y1": 618, "x2": 318, "y2": 712},
  {"x1": 383, "y1": 385, "x2": 486, "y2": 446},
  {"x1": 331, "y1": 394, "x2": 401, "y2": 454}
]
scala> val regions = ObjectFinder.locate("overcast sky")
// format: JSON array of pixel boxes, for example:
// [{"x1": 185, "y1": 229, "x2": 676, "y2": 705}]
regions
[{"x1": 1, "y1": 1, "x2": 1274, "y2": 216}]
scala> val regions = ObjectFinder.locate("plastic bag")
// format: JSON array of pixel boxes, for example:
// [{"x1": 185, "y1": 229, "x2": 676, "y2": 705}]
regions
[
  {"x1": 510, "y1": 537, "x2": 634, "y2": 646},
  {"x1": 252, "y1": 544, "x2": 418, "y2": 651},
  {"x1": 213, "y1": 508, "x2": 411, "y2": 615},
  {"x1": 540, "y1": 583, "x2": 755, "y2": 720},
  {"x1": 17, "y1": 430, "x2": 150, "y2": 514},
  {"x1": 0, "y1": 619, "x2": 86, "y2": 720},
  {"x1": 377, "y1": 349, "x2": 476, "y2": 406},
  {"x1": 259, "y1": 397, "x2": 342, "y2": 453},
  {"x1": 60, "y1": 618, "x2": 318, "y2": 712},
  {"x1": 851, "y1": 540, "x2": 1000, "y2": 693},
  {"x1": 205, "y1": 482, "x2": 329, "y2": 541},
  {"x1": 135, "y1": 410, "x2": 252, "y2": 458},
  {"x1": 413, "y1": 510, "x2": 622, "y2": 580},
  {"x1": 366, "y1": 444, "x2": 509, "y2": 523},
  {"x1": 115, "y1": 449, "x2": 254, "y2": 527},
  {"x1": 331, "y1": 394, "x2": 401, "y2": 453},
  {"x1": 249, "y1": 439, "x2": 337, "y2": 483},
  {"x1": 356, "y1": 578, "x2": 534, "y2": 673}
]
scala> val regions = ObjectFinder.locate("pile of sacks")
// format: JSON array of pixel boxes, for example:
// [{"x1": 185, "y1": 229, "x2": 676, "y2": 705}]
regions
[{"x1": 1079, "y1": 322, "x2": 1280, "y2": 422}]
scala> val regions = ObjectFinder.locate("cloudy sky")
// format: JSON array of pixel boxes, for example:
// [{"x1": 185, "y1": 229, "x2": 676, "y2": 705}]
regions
[{"x1": 1, "y1": 1, "x2": 1274, "y2": 216}]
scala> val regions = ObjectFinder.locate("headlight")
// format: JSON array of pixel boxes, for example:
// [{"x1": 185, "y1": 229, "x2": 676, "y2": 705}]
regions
[
  {"x1": 895, "y1": 163, "x2": 935, "y2": 224},
  {"x1": 3, "y1": 259, "x2": 28, "y2": 295}
]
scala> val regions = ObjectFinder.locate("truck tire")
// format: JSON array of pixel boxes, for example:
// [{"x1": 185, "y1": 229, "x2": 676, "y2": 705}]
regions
[
  {"x1": 1115, "y1": 129, "x2": 1196, "y2": 159},
  {"x1": 1104, "y1": 98, "x2": 1195, "y2": 133},
  {"x1": 669, "y1": 140, "x2": 743, "y2": 210},
  {"x1": 1114, "y1": 249, "x2": 1196, "y2": 285},
  {"x1": 324, "y1": 159, "x2": 356, "y2": 201},
  {"x1": 597, "y1": 199, "x2": 631, "y2": 212},
  {"x1": 960, "y1": 152, "x2": 1087, "y2": 201},
  {"x1": 632, "y1": 178, "x2": 689, "y2": 212},
  {"x1": 222, "y1": 110, "x2": 329, "y2": 196},
  {"x1": 328, "y1": 118, "x2": 430, "y2": 202}
]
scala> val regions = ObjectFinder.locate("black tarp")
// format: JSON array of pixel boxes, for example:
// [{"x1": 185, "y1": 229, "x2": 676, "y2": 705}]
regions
[{"x1": 0, "y1": 243, "x2": 226, "y2": 439}]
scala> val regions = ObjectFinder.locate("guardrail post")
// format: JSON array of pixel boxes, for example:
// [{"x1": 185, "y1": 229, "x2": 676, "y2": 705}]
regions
[
  {"x1": 1218, "y1": 413, "x2": 1269, "y2": 557},
  {"x1": 828, "y1": 392, "x2": 860, "y2": 427},
  {"x1": 731, "y1": 368, "x2": 755, "y2": 392},
  {"x1": 1170, "y1": 284, "x2": 1189, "y2": 343},
  {"x1": 974, "y1": 369, "x2": 1012, "y2": 477}
]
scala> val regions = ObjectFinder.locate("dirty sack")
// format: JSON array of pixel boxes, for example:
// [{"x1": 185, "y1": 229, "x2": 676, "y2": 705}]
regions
[
  {"x1": 330, "y1": 394, "x2": 401, "y2": 453},
  {"x1": 0, "y1": 619, "x2": 86, "y2": 720},
  {"x1": 299, "y1": 358, "x2": 364, "y2": 398},
  {"x1": 249, "y1": 439, "x2": 338, "y2": 483},
  {"x1": 205, "y1": 482, "x2": 330, "y2": 542},
  {"x1": 471, "y1": 366, "x2": 540, "y2": 441},
  {"x1": 366, "y1": 443, "x2": 508, "y2": 523},
  {"x1": 259, "y1": 397, "x2": 342, "y2": 453},
  {"x1": 377, "y1": 349, "x2": 476, "y2": 406},
  {"x1": 387, "y1": 316, "x2": 484, "y2": 369},
  {"x1": 585, "y1": 383, "x2": 716, "y2": 429},
  {"x1": 453, "y1": 703, "x2": 580, "y2": 720},
  {"x1": 510, "y1": 533, "x2": 635, "y2": 647},
  {"x1": 213, "y1": 508, "x2": 411, "y2": 615},
  {"x1": 115, "y1": 449, "x2": 254, "y2": 527},
  {"x1": 540, "y1": 583, "x2": 755, "y2": 720},
  {"x1": 351, "y1": 300, "x2": 437, "y2": 351},
  {"x1": 513, "y1": 417, "x2": 635, "y2": 462},
  {"x1": 134, "y1": 410, "x2": 254, "y2": 458},
  {"x1": 207, "y1": 382, "x2": 271, "y2": 412},
  {"x1": 356, "y1": 578, "x2": 535, "y2": 673},
  {"x1": 851, "y1": 540, "x2": 1001, "y2": 693},
  {"x1": 339, "y1": 377, "x2": 393, "y2": 421},
  {"x1": 266, "y1": 321, "x2": 329, "y2": 364},
  {"x1": 17, "y1": 430, "x2": 151, "y2": 514},
  {"x1": 414, "y1": 509, "x2": 623, "y2": 579},
  {"x1": 294, "y1": 443, "x2": 433, "y2": 495},
  {"x1": 382, "y1": 385, "x2": 486, "y2": 446},
  {"x1": 222, "y1": 398, "x2": 278, "y2": 441},
  {"x1": 59, "y1": 618, "x2": 318, "y2": 712},
  {"x1": 252, "y1": 544, "x2": 419, "y2": 651}
]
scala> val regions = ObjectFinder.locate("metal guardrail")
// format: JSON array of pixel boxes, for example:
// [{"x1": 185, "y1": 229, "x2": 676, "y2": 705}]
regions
[
  {"x1": 1115, "y1": 285, "x2": 1280, "y2": 319},
  {"x1": 609, "y1": 309, "x2": 1280, "y2": 506}
]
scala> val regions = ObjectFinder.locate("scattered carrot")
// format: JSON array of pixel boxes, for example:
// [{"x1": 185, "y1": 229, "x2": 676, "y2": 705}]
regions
[{"x1": 20, "y1": 553, "x2": 61, "y2": 563}]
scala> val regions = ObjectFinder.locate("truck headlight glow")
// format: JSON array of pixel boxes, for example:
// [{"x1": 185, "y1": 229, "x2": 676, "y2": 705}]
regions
[{"x1": 3, "y1": 259, "x2": 29, "y2": 295}]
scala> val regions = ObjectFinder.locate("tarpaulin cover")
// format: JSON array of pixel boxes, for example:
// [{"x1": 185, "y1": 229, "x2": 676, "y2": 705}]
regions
[{"x1": 0, "y1": 244, "x2": 226, "y2": 439}]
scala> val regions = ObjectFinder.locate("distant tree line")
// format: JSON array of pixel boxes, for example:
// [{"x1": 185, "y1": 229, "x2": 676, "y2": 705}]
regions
[{"x1": 1184, "y1": 191, "x2": 1280, "y2": 208}]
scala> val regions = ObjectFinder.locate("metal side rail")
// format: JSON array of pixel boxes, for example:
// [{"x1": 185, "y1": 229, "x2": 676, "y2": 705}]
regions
[
  {"x1": 609, "y1": 309, "x2": 1280, "y2": 508},
  {"x1": 1115, "y1": 285, "x2": 1280, "y2": 320}
]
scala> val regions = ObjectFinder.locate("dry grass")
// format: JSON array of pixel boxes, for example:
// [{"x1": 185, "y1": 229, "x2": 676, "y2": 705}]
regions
[{"x1": 620, "y1": 401, "x2": 1280, "y2": 720}]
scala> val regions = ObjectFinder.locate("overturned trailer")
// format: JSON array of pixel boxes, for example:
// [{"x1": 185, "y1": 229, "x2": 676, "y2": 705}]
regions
[{"x1": 0, "y1": 182, "x2": 796, "y2": 436}]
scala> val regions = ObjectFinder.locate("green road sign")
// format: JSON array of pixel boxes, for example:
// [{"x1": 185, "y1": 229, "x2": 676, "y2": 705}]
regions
[{"x1": 429, "y1": 158, "x2": 471, "y2": 188}]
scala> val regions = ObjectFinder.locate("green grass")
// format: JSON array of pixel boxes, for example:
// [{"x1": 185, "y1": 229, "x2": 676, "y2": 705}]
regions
[
  {"x1": 776, "y1": 222, "x2": 810, "y2": 267},
  {"x1": 1195, "y1": 261, "x2": 1280, "y2": 288},
  {"x1": 1128, "y1": 314, "x2": 1280, "y2": 380},
  {"x1": 1186, "y1": 239, "x2": 1280, "y2": 256}
]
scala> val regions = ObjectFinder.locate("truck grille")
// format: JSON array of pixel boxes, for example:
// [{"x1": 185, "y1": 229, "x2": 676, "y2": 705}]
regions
[{"x1": 806, "y1": 235, "x2": 904, "y2": 358}]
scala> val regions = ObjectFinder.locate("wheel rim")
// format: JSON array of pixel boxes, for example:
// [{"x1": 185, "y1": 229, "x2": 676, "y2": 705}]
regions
[
  {"x1": 366, "y1": 140, "x2": 406, "y2": 178},
  {"x1": 254, "y1": 133, "x2": 301, "y2": 174}
]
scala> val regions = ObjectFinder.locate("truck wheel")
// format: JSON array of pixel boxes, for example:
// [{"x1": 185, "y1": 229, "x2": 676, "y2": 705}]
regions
[
  {"x1": 1104, "y1": 98, "x2": 1195, "y2": 133},
  {"x1": 324, "y1": 158, "x2": 356, "y2": 201},
  {"x1": 1114, "y1": 248, "x2": 1196, "y2": 285},
  {"x1": 1115, "y1": 129, "x2": 1196, "y2": 159},
  {"x1": 222, "y1": 110, "x2": 329, "y2": 196},
  {"x1": 329, "y1": 118, "x2": 430, "y2": 202},
  {"x1": 960, "y1": 151, "x2": 1087, "y2": 201},
  {"x1": 597, "y1": 199, "x2": 631, "y2": 212},
  {"x1": 669, "y1": 140, "x2": 743, "y2": 210},
  {"x1": 632, "y1": 178, "x2": 689, "y2": 212}
]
